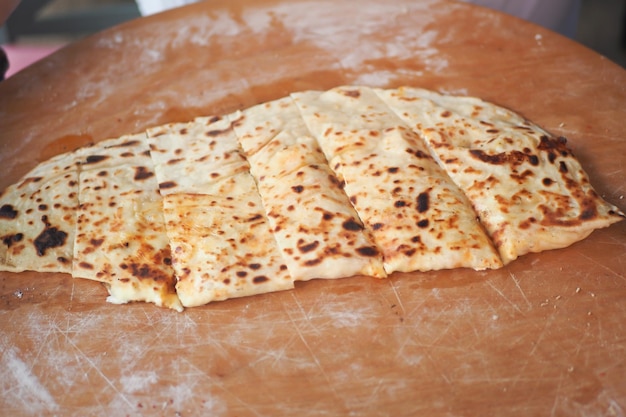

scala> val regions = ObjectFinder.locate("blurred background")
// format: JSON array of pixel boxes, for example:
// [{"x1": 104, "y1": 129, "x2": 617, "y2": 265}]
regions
[{"x1": 0, "y1": 0, "x2": 625, "y2": 79}]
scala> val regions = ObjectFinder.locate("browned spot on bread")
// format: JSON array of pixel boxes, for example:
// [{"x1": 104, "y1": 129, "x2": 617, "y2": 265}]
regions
[
  {"x1": 89, "y1": 238, "x2": 104, "y2": 248},
  {"x1": 206, "y1": 128, "x2": 231, "y2": 137},
  {"x1": 79, "y1": 261, "x2": 94, "y2": 270},
  {"x1": 108, "y1": 139, "x2": 140, "y2": 149},
  {"x1": 298, "y1": 240, "x2": 319, "y2": 253},
  {"x1": 134, "y1": 166, "x2": 154, "y2": 181},
  {"x1": 85, "y1": 155, "x2": 109, "y2": 164},
  {"x1": 2, "y1": 233, "x2": 23, "y2": 247},
  {"x1": 128, "y1": 262, "x2": 171, "y2": 283},
  {"x1": 34, "y1": 216, "x2": 68, "y2": 256},
  {"x1": 469, "y1": 149, "x2": 539, "y2": 166},
  {"x1": 159, "y1": 181, "x2": 177, "y2": 189},
  {"x1": 343, "y1": 89, "x2": 360, "y2": 98},
  {"x1": 356, "y1": 246, "x2": 379, "y2": 257},
  {"x1": 304, "y1": 258, "x2": 322, "y2": 266},
  {"x1": 416, "y1": 192, "x2": 429, "y2": 213},
  {"x1": 246, "y1": 214, "x2": 263, "y2": 222},
  {"x1": 0, "y1": 204, "x2": 18, "y2": 219},
  {"x1": 342, "y1": 219, "x2": 363, "y2": 231},
  {"x1": 372, "y1": 222, "x2": 384, "y2": 230}
]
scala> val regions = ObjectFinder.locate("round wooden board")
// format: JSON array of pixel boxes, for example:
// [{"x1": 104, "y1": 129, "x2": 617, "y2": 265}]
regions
[{"x1": 1, "y1": 0, "x2": 625, "y2": 415}]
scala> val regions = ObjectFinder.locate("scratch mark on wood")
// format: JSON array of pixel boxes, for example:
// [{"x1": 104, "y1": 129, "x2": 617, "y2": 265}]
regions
[
  {"x1": 486, "y1": 280, "x2": 524, "y2": 314},
  {"x1": 549, "y1": 369, "x2": 566, "y2": 417},
  {"x1": 388, "y1": 279, "x2": 406, "y2": 315},
  {"x1": 1, "y1": 346, "x2": 58, "y2": 413},
  {"x1": 177, "y1": 356, "x2": 256, "y2": 416},
  {"x1": 54, "y1": 323, "x2": 135, "y2": 409},
  {"x1": 528, "y1": 313, "x2": 556, "y2": 357},
  {"x1": 30, "y1": 314, "x2": 54, "y2": 369},
  {"x1": 284, "y1": 302, "x2": 345, "y2": 409},
  {"x1": 509, "y1": 272, "x2": 532, "y2": 310},
  {"x1": 578, "y1": 252, "x2": 625, "y2": 282},
  {"x1": 68, "y1": 280, "x2": 75, "y2": 311},
  {"x1": 290, "y1": 292, "x2": 310, "y2": 322}
]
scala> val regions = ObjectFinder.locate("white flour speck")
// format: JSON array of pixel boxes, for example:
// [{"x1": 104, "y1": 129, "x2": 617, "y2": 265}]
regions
[
  {"x1": 1, "y1": 346, "x2": 59, "y2": 413},
  {"x1": 120, "y1": 371, "x2": 158, "y2": 393}
]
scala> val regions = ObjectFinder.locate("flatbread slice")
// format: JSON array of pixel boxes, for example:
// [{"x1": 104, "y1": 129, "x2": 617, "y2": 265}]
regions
[
  {"x1": 73, "y1": 134, "x2": 182, "y2": 311},
  {"x1": 376, "y1": 86, "x2": 625, "y2": 264},
  {"x1": 146, "y1": 117, "x2": 294, "y2": 307},
  {"x1": 0, "y1": 151, "x2": 81, "y2": 273},
  {"x1": 229, "y1": 97, "x2": 386, "y2": 281},
  {"x1": 146, "y1": 115, "x2": 248, "y2": 195},
  {"x1": 292, "y1": 86, "x2": 503, "y2": 273}
]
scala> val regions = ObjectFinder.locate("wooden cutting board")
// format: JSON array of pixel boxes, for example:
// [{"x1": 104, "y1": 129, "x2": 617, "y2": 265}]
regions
[{"x1": 1, "y1": 0, "x2": 625, "y2": 415}]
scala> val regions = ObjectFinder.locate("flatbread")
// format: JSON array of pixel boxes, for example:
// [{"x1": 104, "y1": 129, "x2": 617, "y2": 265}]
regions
[
  {"x1": 292, "y1": 86, "x2": 503, "y2": 273},
  {"x1": 146, "y1": 115, "x2": 248, "y2": 195},
  {"x1": 229, "y1": 97, "x2": 386, "y2": 281},
  {"x1": 72, "y1": 134, "x2": 182, "y2": 311},
  {"x1": 376, "y1": 86, "x2": 626, "y2": 264},
  {"x1": 1, "y1": 85, "x2": 623, "y2": 311},
  {"x1": 146, "y1": 116, "x2": 294, "y2": 307},
  {"x1": 0, "y1": 151, "x2": 80, "y2": 273}
]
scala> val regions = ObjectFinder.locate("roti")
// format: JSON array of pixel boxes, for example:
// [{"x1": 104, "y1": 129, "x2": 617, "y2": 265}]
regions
[
  {"x1": 292, "y1": 86, "x2": 503, "y2": 273},
  {"x1": 0, "y1": 151, "x2": 81, "y2": 273},
  {"x1": 146, "y1": 116, "x2": 294, "y2": 307},
  {"x1": 229, "y1": 97, "x2": 386, "y2": 281},
  {"x1": 375, "y1": 86, "x2": 626, "y2": 264},
  {"x1": 72, "y1": 134, "x2": 182, "y2": 311}
]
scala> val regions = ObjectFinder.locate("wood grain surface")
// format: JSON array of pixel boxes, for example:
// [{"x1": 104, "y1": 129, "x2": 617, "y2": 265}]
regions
[{"x1": 1, "y1": 0, "x2": 625, "y2": 416}]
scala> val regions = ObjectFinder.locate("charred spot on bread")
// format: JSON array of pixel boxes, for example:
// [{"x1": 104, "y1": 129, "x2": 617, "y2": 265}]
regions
[
  {"x1": 134, "y1": 166, "x2": 154, "y2": 181},
  {"x1": 85, "y1": 155, "x2": 109, "y2": 164},
  {"x1": 342, "y1": 219, "x2": 363, "y2": 231},
  {"x1": 0, "y1": 204, "x2": 18, "y2": 219}
]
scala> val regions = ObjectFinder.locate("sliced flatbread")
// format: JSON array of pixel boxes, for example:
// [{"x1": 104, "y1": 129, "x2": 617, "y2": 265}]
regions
[
  {"x1": 2, "y1": 85, "x2": 623, "y2": 311},
  {"x1": 229, "y1": 97, "x2": 386, "y2": 281},
  {"x1": 0, "y1": 151, "x2": 81, "y2": 273},
  {"x1": 146, "y1": 116, "x2": 294, "y2": 307},
  {"x1": 377, "y1": 86, "x2": 626, "y2": 264},
  {"x1": 292, "y1": 86, "x2": 503, "y2": 273},
  {"x1": 73, "y1": 134, "x2": 182, "y2": 311},
  {"x1": 146, "y1": 115, "x2": 248, "y2": 195}
]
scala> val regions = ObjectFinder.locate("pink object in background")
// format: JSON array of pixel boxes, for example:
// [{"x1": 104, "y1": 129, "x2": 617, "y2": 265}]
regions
[{"x1": 2, "y1": 43, "x2": 64, "y2": 78}]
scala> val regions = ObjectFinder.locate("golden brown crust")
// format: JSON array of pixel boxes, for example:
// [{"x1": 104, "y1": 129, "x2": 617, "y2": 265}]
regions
[
  {"x1": 293, "y1": 86, "x2": 503, "y2": 273},
  {"x1": 229, "y1": 97, "x2": 386, "y2": 281},
  {"x1": 377, "y1": 86, "x2": 625, "y2": 264},
  {"x1": 147, "y1": 117, "x2": 294, "y2": 307},
  {"x1": 0, "y1": 152, "x2": 80, "y2": 273},
  {"x1": 1, "y1": 85, "x2": 623, "y2": 309},
  {"x1": 72, "y1": 134, "x2": 182, "y2": 311}
]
